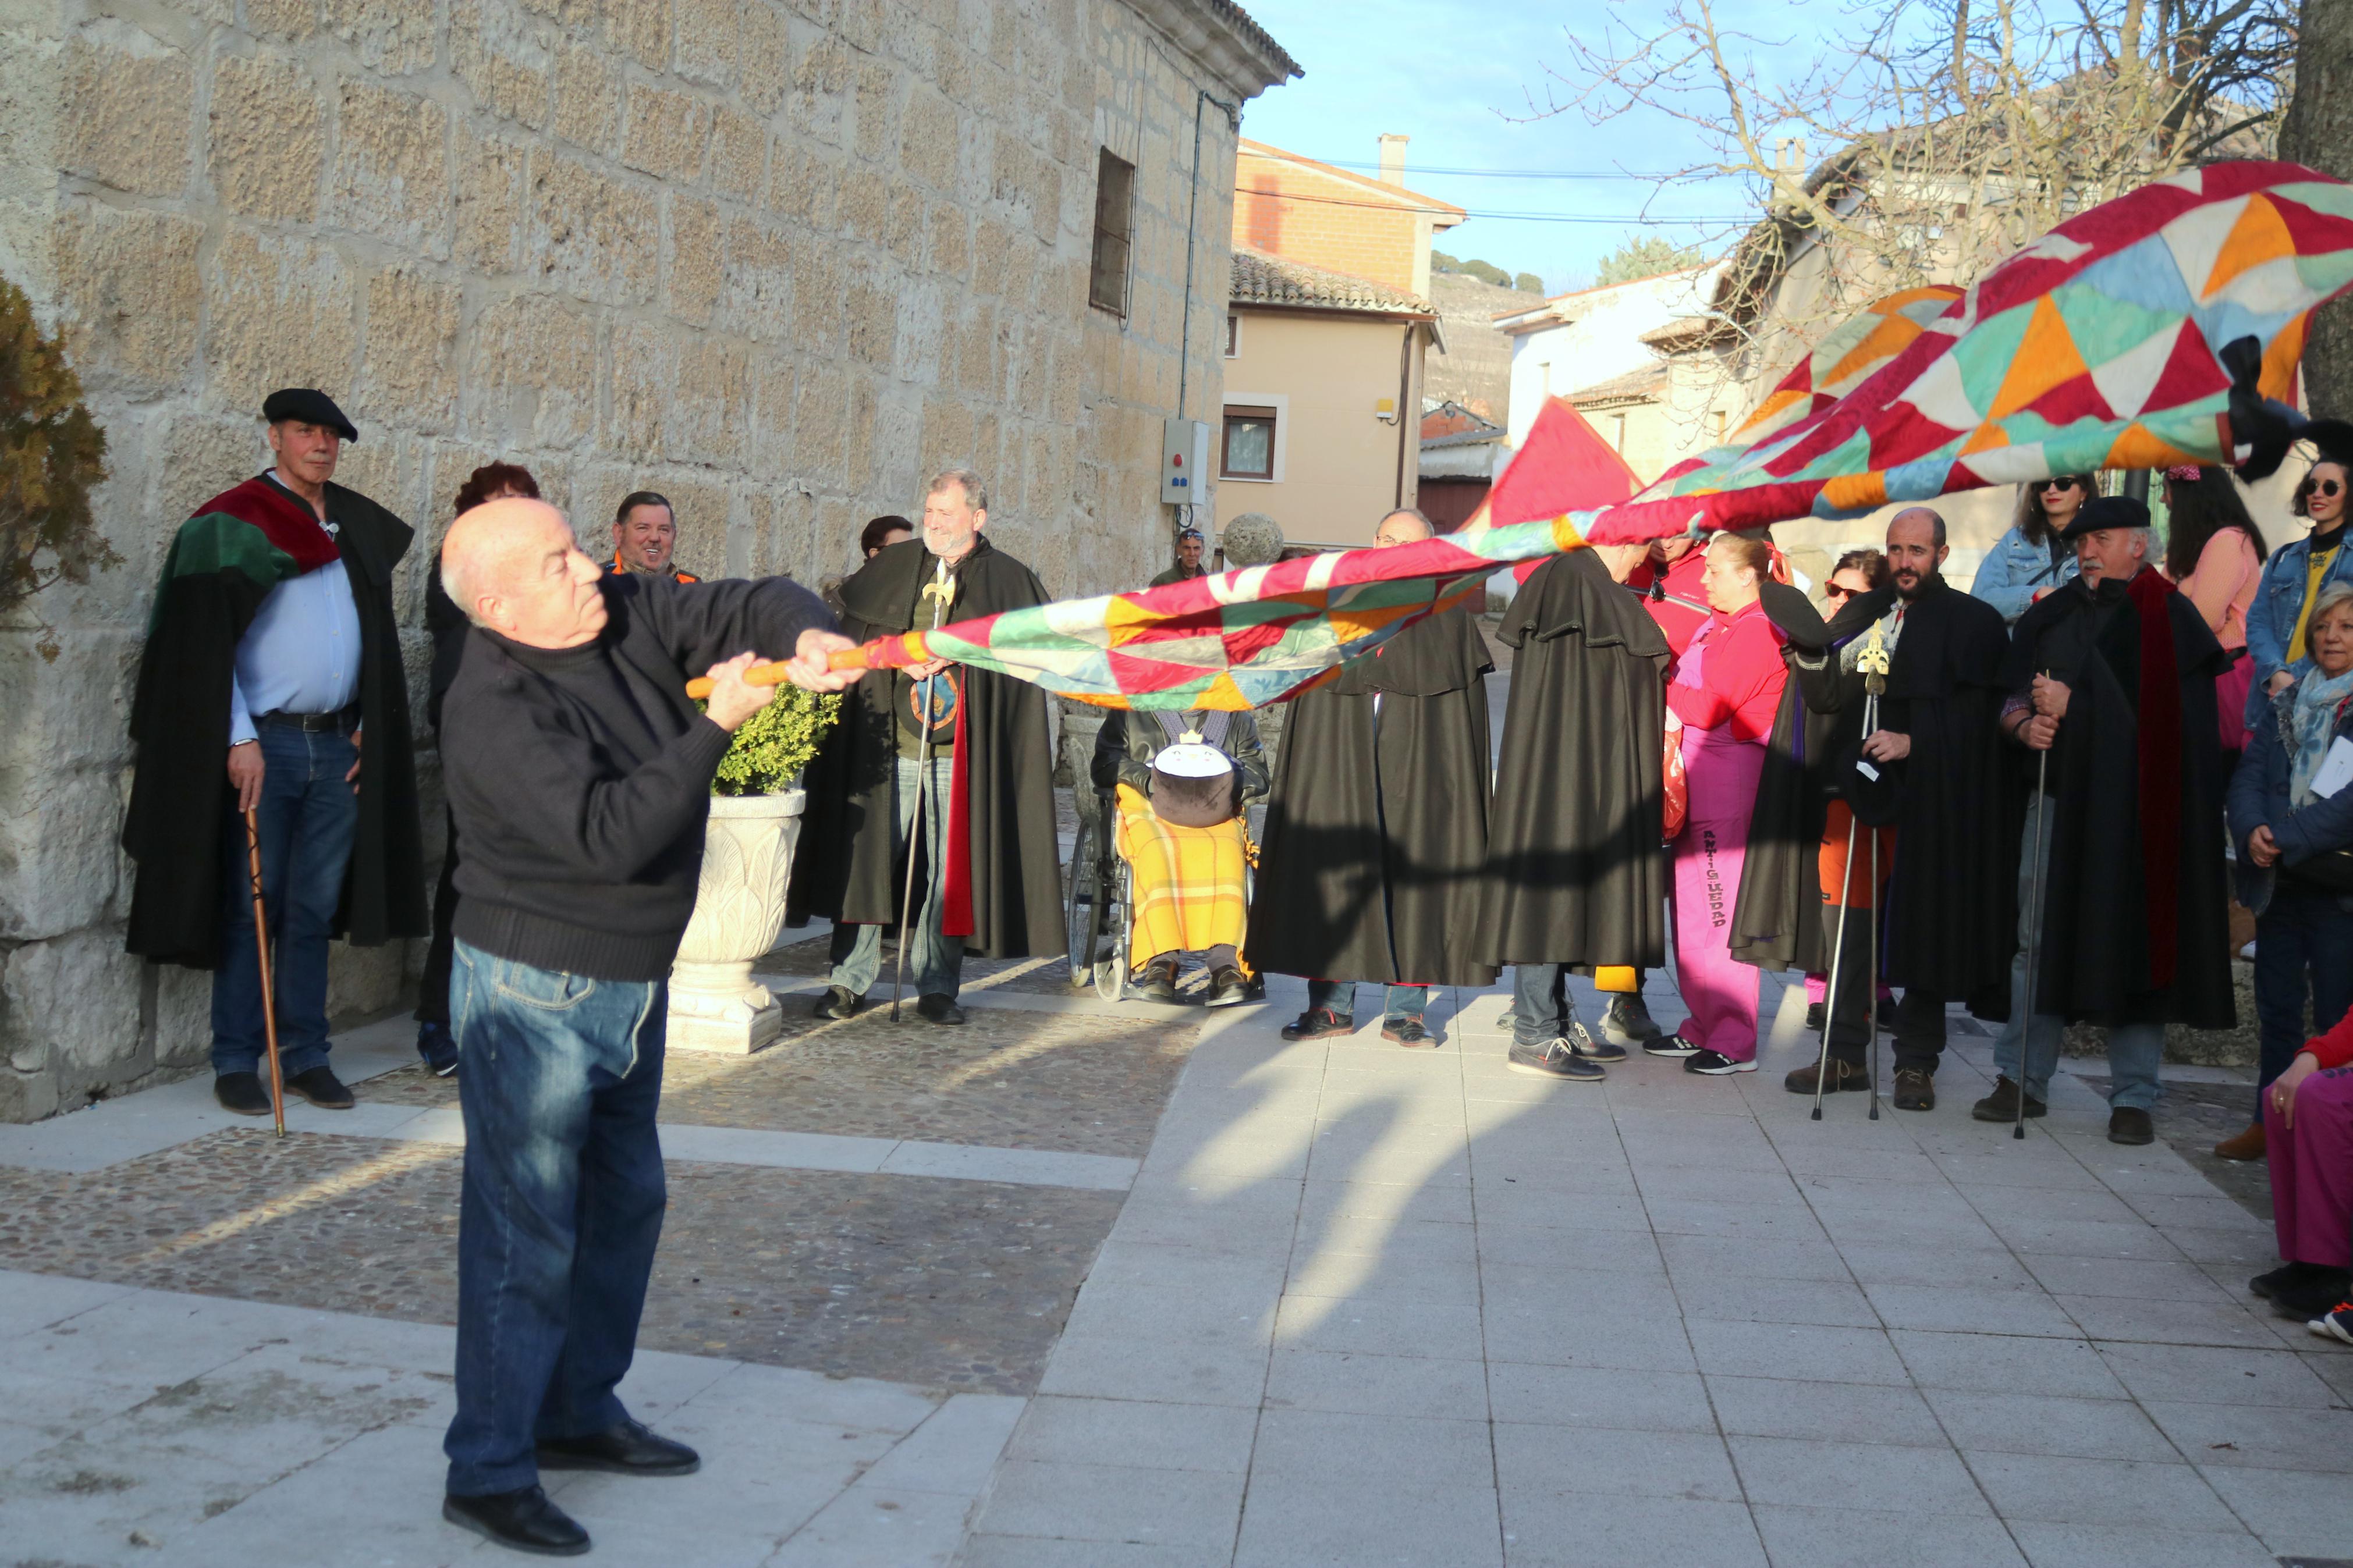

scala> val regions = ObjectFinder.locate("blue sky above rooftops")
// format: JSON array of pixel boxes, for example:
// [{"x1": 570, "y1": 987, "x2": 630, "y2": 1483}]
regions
[{"x1": 1234, "y1": 0, "x2": 1887, "y2": 296}]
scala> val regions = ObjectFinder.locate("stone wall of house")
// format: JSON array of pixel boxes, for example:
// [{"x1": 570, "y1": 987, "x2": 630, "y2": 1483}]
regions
[{"x1": 0, "y1": 0, "x2": 1262, "y2": 1121}]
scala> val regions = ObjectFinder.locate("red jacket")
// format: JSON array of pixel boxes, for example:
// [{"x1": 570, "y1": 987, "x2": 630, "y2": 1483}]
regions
[
  {"x1": 2306, "y1": 1007, "x2": 2353, "y2": 1071},
  {"x1": 1630, "y1": 549, "x2": 1710, "y2": 657}
]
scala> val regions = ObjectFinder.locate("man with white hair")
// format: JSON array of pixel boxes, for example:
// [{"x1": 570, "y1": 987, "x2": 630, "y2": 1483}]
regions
[
  {"x1": 1978, "y1": 492, "x2": 2234, "y2": 1145},
  {"x1": 433, "y1": 497, "x2": 851, "y2": 1555},
  {"x1": 790, "y1": 467, "x2": 1066, "y2": 1023}
]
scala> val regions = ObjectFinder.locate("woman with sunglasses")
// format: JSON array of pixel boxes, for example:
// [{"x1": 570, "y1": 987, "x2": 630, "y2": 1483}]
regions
[
  {"x1": 1969, "y1": 474, "x2": 2094, "y2": 624},
  {"x1": 2245, "y1": 444, "x2": 2353, "y2": 735}
]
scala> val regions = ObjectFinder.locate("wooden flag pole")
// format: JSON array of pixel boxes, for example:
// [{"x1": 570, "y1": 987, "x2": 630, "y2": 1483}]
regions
[{"x1": 243, "y1": 808, "x2": 288, "y2": 1137}]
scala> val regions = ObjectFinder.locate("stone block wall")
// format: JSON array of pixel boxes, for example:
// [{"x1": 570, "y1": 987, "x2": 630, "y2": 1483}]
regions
[{"x1": 0, "y1": 0, "x2": 1264, "y2": 1119}]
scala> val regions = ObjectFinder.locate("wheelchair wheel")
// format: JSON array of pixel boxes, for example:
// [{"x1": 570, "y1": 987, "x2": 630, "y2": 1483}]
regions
[
  {"x1": 1065, "y1": 814, "x2": 1108, "y2": 987},
  {"x1": 1094, "y1": 858, "x2": 1131, "y2": 1002}
]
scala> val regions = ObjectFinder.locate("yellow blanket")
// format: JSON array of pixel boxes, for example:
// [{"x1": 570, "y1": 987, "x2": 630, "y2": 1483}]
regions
[{"x1": 1113, "y1": 784, "x2": 1253, "y2": 975}]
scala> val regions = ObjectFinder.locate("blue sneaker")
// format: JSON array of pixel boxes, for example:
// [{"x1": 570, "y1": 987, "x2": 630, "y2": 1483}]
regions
[{"x1": 416, "y1": 1022, "x2": 459, "y2": 1078}]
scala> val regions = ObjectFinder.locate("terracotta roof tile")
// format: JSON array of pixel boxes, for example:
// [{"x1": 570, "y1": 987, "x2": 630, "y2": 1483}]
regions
[{"x1": 1229, "y1": 248, "x2": 1433, "y2": 315}]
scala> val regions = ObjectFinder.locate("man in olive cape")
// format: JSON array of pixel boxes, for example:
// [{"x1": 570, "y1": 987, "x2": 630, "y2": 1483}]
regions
[
  {"x1": 1248, "y1": 511, "x2": 1496, "y2": 1045},
  {"x1": 789, "y1": 472, "x2": 1063, "y2": 1021},
  {"x1": 1475, "y1": 544, "x2": 1672, "y2": 1080},
  {"x1": 1978, "y1": 495, "x2": 2233, "y2": 1145},
  {"x1": 123, "y1": 390, "x2": 425, "y2": 1109}
]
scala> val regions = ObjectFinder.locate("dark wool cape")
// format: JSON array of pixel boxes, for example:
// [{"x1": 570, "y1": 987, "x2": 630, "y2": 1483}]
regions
[
  {"x1": 1246, "y1": 602, "x2": 1496, "y2": 988},
  {"x1": 1726, "y1": 581, "x2": 1894, "y2": 975},
  {"x1": 1474, "y1": 550, "x2": 1671, "y2": 969},
  {"x1": 788, "y1": 536, "x2": 1064, "y2": 959},
  {"x1": 2002, "y1": 572, "x2": 2234, "y2": 1028},
  {"x1": 1734, "y1": 575, "x2": 2017, "y2": 1009},
  {"x1": 123, "y1": 475, "x2": 426, "y2": 967}
]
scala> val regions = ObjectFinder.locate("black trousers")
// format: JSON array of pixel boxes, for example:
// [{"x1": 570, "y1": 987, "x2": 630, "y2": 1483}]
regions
[
  {"x1": 416, "y1": 805, "x2": 460, "y2": 1027},
  {"x1": 1820, "y1": 901, "x2": 1947, "y2": 1073}
]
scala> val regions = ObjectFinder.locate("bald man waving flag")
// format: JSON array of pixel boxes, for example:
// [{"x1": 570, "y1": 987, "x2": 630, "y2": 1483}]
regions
[{"x1": 431, "y1": 497, "x2": 851, "y2": 1556}]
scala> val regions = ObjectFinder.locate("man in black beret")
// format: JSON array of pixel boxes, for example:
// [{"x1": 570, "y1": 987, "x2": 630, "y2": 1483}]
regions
[
  {"x1": 124, "y1": 389, "x2": 427, "y2": 1115},
  {"x1": 1975, "y1": 491, "x2": 2233, "y2": 1144}
]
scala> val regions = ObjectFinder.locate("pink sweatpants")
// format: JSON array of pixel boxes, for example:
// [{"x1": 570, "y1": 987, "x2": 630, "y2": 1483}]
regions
[
  {"x1": 1671, "y1": 729, "x2": 1765, "y2": 1061},
  {"x1": 2267, "y1": 1068, "x2": 2353, "y2": 1269}
]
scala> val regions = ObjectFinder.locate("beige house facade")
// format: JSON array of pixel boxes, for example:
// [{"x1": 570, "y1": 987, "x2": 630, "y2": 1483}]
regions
[
  {"x1": 1215, "y1": 250, "x2": 1436, "y2": 549},
  {"x1": 0, "y1": 0, "x2": 1296, "y2": 1121}
]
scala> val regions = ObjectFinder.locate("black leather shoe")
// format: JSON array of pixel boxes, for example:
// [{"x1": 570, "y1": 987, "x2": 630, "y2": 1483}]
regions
[
  {"x1": 537, "y1": 1417, "x2": 702, "y2": 1477},
  {"x1": 2107, "y1": 1105, "x2": 2156, "y2": 1146},
  {"x1": 443, "y1": 1486, "x2": 590, "y2": 1556},
  {"x1": 214, "y1": 1072, "x2": 272, "y2": 1117},
  {"x1": 812, "y1": 985, "x2": 865, "y2": 1020},
  {"x1": 1280, "y1": 1007, "x2": 1354, "y2": 1041},
  {"x1": 1204, "y1": 966, "x2": 1252, "y2": 1008},
  {"x1": 1135, "y1": 959, "x2": 1179, "y2": 1004},
  {"x1": 284, "y1": 1065, "x2": 354, "y2": 1110},
  {"x1": 915, "y1": 993, "x2": 966, "y2": 1026}
]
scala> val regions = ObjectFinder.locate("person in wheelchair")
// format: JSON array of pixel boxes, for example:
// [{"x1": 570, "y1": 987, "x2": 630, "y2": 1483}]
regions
[{"x1": 1089, "y1": 707, "x2": 1269, "y2": 1006}]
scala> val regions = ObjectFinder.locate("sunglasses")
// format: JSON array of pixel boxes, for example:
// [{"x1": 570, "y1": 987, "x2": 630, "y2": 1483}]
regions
[
  {"x1": 2030, "y1": 478, "x2": 2083, "y2": 493},
  {"x1": 2302, "y1": 478, "x2": 2344, "y2": 500}
]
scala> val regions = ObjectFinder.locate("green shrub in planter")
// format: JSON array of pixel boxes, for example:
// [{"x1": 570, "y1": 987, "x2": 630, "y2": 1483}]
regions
[{"x1": 709, "y1": 686, "x2": 840, "y2": 797}]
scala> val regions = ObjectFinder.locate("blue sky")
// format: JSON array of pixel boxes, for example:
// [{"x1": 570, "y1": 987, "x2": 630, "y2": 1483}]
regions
[{"x1": 1234, "y1": 0, "x2": 1824, "y2": 293}]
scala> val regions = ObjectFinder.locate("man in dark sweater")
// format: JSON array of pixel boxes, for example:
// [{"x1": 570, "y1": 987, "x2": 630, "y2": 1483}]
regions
[{"x1": 433, "y1": 498, "x2": 850, "y2": 1556}]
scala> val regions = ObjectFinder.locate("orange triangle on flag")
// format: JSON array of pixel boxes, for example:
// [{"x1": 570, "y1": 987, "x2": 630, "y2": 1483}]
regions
[
  {"x1": 1990, "y1": 296, "x2": 2090, "y2": 419},
  {"x1": 2260, "y1": 311, "x2": 2306, "y2": 402},
  {"x1": 2204, "y1": 193, "x2": 2295, "y2": 300},
  {"x1": 1197, "y1": 670, "x2": 1251, "y2": 711},
  {"x1": 1103, "y1": 594, "x2": 1158, "y2": 648},
  {"x1": 1958, "y1": 421, "x2": 2011, "y2": 456},
  {"x1": 2103, "y1": 421, "x2": 2199, "y2": 472}
]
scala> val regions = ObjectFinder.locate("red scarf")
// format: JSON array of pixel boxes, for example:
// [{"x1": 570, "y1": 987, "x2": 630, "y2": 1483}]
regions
[{"x1": 2128, "y1": 568, "x2": 2183, "y2": 987}]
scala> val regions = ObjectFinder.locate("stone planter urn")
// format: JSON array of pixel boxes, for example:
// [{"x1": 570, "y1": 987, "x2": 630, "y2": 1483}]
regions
[{"x1": 666, "y1": 788, "x2": 805, "y2": 1054}]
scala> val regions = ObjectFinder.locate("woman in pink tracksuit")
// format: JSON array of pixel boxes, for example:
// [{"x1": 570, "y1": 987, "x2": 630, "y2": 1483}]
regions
[{"x1": 1653, "y1": 534, "x2": 1790, "y2": 1075}]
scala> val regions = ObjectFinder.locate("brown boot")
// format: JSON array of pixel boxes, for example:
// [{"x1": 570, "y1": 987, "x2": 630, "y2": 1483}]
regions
[
  {"x1": 1892, "y1": 1067, "x2": 1935, "y2": 1112},
  {"x1": 1783, "y1": 1058, "x2": 1871, "y2": 1095},
  {"x1": 2108, "y1": 1105, "x2": 2156, "y2": 1146},
  {"x1": 2213, "y1": 1123, "x2": 2266, "y2": 1162},
  {"x1": 1970, "y1": 1075, "x2": 2046, "y2": 1122}
]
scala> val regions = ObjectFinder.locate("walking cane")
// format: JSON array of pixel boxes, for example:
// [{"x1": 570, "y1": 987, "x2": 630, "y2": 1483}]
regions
[
  {"x1": 2015, "y1": 681, "x2": 2054, "y2": 1142},
  {"x1": 1810, "y1": 812, "x2": 1861, "y2": 1123},
  {"x1": 890, "y1": 561, "x2": 957, "y2": 1023},
  {"x1": 242, "y1": 808, "x2": 288, "y2": 1137}
]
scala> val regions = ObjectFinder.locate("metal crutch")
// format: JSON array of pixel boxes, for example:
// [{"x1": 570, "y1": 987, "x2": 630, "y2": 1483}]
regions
[
  {"x1": 1810, "y1": 809, "x2": 1861, "y2": 1123},
  {"x1": 1858, "y1": 628, "x2": 1889, "y2": 1122},
  {"x1": 890, "y1": 560, "x2": 957, "y2": 1022}
]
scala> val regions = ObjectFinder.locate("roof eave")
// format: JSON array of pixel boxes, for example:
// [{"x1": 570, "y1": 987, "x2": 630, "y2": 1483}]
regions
[{"x1": 1123, "y1": 0, "x2": 1300, "y2": 101}]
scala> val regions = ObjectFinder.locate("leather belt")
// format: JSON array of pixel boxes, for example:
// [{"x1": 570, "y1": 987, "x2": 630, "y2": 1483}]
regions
[{"x1": 256, "y1": 705, "x2": 360, "y2": 734}]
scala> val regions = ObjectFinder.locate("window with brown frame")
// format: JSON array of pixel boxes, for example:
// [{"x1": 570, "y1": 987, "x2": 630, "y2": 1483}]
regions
[
  {"x1": 1222, "y1": 406, "x2": 1276, "y2": 480},
  {"x1": 1089, "y1": 149, "x2": 1135, "y2": 316}
]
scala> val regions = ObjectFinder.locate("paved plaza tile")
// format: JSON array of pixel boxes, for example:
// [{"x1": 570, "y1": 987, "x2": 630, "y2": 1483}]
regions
[{"x1": 0, "y1": 930, "x2": 2344, "y2": 1563}]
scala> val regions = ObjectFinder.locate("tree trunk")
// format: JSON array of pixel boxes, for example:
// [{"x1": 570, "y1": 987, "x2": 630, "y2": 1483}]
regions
[{"x1": 2281, "y1": 0, "x2": 2353, "y2": 416}]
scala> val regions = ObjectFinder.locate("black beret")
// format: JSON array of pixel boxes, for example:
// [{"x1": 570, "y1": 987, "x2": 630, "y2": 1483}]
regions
[
  {"x1": 2058, "y1": 493, "x2": 2149, "y2": 541},
  {"x1": 261, "y1": 387, "x2": 357, "y2": 442}
]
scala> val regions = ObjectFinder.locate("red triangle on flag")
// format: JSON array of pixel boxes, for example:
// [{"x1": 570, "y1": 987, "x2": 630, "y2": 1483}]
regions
[{"x1": 1485, "y1": 396, "x2": 1643, "y2": 527}]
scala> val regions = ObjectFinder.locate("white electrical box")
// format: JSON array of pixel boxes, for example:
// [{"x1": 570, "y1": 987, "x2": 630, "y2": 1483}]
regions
[{"x1": 1160, "y1": 417, "x2": 1213, "y2": 506}]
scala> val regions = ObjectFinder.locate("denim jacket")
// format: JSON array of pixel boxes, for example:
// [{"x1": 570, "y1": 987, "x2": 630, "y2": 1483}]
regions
[
  {"x1": 1969, "y1": 525, "x2": 2078, "y2": 625},
  {"x1": 2244, "y1": 529, "x2": 2353, "y2": 729},
  {"x1": 2225, "y1": 670, "x2": 2353, "y2": 916}
]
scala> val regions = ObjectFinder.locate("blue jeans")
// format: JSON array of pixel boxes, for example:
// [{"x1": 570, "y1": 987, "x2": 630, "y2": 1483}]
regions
[
  {"x1": 2252, "y1": 887, "x2": 2353, "y2": 1115},
  {"x1": 1992, "y1": 817, "x2": 2162, "y2": 1110},
  {"x1": 444, "y1": 941, "x2": 668, "y2": 1498},
  {"x1": 829, "y1": 756, "x2": 964, "y2": 1000},
  {"x1": 1306, "y1": 980, "x2": 1427, "y2": 1024},
  {"x1": 1510, "y1": 965, "x2": 1589, "y2": 1047},
  {"x1": 211, "y1": 724, "x2": 359, "y2": 1078}
]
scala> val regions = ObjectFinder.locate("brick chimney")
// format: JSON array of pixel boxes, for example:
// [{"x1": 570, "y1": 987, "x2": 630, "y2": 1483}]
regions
[{"x1": 1378, "y1": 133, "x2": 1407, "y2": 186}]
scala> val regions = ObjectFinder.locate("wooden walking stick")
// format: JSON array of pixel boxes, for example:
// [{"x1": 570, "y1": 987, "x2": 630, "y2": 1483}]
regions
[{"x1": 242, "y1": 807, "x2": 288, "y2": 1137}]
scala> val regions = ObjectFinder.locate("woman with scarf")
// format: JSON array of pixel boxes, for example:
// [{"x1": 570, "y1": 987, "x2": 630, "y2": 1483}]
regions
[
  {"x1": 2245, "y1": 439, "x2": 2353, "y2": 734},
  {"x1": 2164, "y1": 464, "x2": 2264, "y2": 768},
  {"x1": 2223, "y1": 583, "x2": 2353, "y2": 1171},
  {"x1": 1651, "y1": 534, "x2": 1788, "y2": 1075}
]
